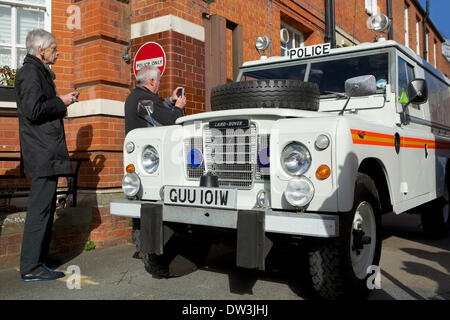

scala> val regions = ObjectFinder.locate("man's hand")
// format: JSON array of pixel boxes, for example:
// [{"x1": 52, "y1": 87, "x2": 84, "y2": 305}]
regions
[
  {"x1": 59, "y1": 92, "x2": 79, "y2": 106},
  {"x1": 170, "y1": 87, "x2": 184, "y2": 102},
  {"x1": 175, "y1": 95, "x2": 186, "y2": 110}
]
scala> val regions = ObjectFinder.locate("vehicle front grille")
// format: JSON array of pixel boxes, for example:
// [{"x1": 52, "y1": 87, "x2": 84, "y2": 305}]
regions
[
  {"x1": 184, "y1": 136, "x2": 205, "y2": 179},
  {"x1": 184, "y1": 122, "x2": 270, "y2": 189},
  {"x1": 256, "y1": 134, "x2": 270, "y2": 181}
]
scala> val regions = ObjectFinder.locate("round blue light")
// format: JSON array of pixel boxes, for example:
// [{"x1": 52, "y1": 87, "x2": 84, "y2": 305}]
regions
[
  {"x1": 258, "y1": 148, "x2": 270, "y2": 167},
  {"x1": 188, "y1": 148, "x2": 203, "y2": 167}
]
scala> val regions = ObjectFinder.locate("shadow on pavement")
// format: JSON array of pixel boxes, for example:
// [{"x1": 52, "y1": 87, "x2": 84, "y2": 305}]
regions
[
  {"x1": 380, "y1": 211, "x2": 450, "y2": 300},
  {"x1": 196, "y1": 240, "x2": 317, "y2": 300}
]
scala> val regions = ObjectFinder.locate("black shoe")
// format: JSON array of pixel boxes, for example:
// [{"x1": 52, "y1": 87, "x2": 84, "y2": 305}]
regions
[
  {"x1": 42, "y1": 257, "x2": 63, "y2": 268},
  {"x1": 21, "y1": 265, "x2": 65, "y2": 282}
]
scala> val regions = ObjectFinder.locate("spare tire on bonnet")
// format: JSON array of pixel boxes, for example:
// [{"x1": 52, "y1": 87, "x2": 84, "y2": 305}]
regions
[{"x1": 210, "y1": 79, "x2": 320, "y2": 111}]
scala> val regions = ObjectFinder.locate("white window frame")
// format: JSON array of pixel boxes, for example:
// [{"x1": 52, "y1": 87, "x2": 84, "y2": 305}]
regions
[
  {"x1": 0, "y1": 0, "x2": 51, "y2": 69},
  {"x1": 280, "y1": 22, "x2": 304, "y2": 57},
  {"x1": 425, "y1": 29, "x2": 429, "y2": 61},
  {"x1": 416, "y1": 18, "x2": 420, "y2": 54},
  {"x1": 365, "y1": 0, "x2": 378, "y2": 15},
  {"x1": 404, "y1": 3, "x2": 409, "y2": 47},
  {"x1": 433, "y1": 40, "x2": 437, "y2": 68}
]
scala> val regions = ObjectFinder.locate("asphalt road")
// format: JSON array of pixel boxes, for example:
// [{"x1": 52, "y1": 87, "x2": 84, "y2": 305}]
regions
[{"x1": 0, "y1": 212, "x2": 449, "y2": 301}]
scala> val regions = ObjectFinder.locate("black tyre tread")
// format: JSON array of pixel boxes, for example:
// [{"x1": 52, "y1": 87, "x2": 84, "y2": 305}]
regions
[
  {"x1": 308, "y1": 173, "x2": 382, "y2": 300},
  {"x1": 142, "y1": 253, "x2": 171, "y2": 277},
  {"x1": 131, "y1": 219, "x2": 170, "y2": 276},
  {"x1": 210, "y1": 79, "x2": 320, "y2": 111},
  {"x1": 133, "y1": 227, "x2": 210, "y2": 278},
  {"x1": 131, "y1": 219, "x2": 143, "y2": 259},
  {"x1": 309, "y1": 243, "x2": 345, "y2": 300}
]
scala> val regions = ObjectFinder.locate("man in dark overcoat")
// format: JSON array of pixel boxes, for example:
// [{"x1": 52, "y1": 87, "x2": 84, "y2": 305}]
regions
[{"x1": 15, "y1": 29, "x2": 79, "y2": 282}]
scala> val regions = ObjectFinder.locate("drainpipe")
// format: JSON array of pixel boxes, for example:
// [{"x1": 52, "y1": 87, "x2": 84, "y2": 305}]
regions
[
  {"x1": 387, "y1": 0, "x2": 393, "y2": 40},
  {"x1": 324, "y1": 0, "x2": 336, "y2": 48},
  {"x1": 423, "y1": 0, "x2": 429, "y2": 60}
]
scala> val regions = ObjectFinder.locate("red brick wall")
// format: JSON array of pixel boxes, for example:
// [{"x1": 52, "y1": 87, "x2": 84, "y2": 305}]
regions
[
  {"x1": 0, "y1": 0, "x2": 132, "y2": 263},
  {"x1": 0, "y1": 234, "x2": 23, "y2": 267},
  {"x1": 335, "y1": 0, "x2": 387, "y2": 43},
  {"x1": 130, "y1": 0, "x2": 326, "y2": 71},
  {"x1": 0, "y1": 212, "x2": 132, "y2": 268},
  {"x1": 131, "y1": 30, "x2": 205, "y2": 115},
  {"x1": 65, "y1": 116, "x2": 124, "y2": 189},
  {"x1": 90, "y1": 207, "x2": 131, "y2": 248},
  {"x1": 393, "y1": 0, "x2": 449, "y2": 77},
  {"x1": 51, "y1": 0, "x2": 76, "y2": 96},
  {"x1": 0, "y1": 117, "x2": 124, "y2": 188},
  {"x1": 52, "y1": 0, "x2": 131, "y2": 98}
]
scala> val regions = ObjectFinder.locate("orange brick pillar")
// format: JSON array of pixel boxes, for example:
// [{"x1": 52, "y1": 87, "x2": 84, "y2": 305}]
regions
[
  {"x1": 65, "y1": 0, "x2": 133, "y2": 248},
  {"x1": 130, "y1": 1, "x2": 206, "y2": 116}
]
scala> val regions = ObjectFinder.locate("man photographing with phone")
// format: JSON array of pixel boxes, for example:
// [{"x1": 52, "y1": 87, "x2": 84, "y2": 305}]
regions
[
  {"x1": 125, "y1": 65, "x2": 186, "y2": 134},
  {"x1": 125, "y1": 65, "x2": 193, "y2": 277}
]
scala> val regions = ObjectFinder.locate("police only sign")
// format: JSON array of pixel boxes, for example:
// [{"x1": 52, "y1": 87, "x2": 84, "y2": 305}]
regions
[
  {"x1": 288, "y1": 43, "x2": 331, "y2": 60},
  {"x1": 133, "y1": 42, "x2": 166, "y2": 77}
]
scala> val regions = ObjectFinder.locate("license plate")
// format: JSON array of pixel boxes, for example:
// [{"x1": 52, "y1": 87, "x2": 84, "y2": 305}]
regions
[{"x1": 164, "y1": 186, "x2": 237, "y2": 209}]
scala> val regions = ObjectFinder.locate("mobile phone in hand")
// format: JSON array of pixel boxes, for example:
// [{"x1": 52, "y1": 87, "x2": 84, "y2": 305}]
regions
[
  {"x1": 176, "y1": 88, "x2": 184, "y2": 97},
  {"x1": 74, "y1": 92, "x2": 80, "y2": 99}
]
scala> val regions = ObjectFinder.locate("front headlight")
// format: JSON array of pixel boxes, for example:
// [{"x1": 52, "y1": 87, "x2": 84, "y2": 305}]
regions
[
  {"x1": 281, "y1": 142, "x2": 311, "y2": 176},
  {"x1": 122, "y1": 172, "x2": 141, "y2": 198},
  {"x1": 284, "y1": 176, "x2": 315, "y2": 207},
  {"x1": 142, "y1": 145, "x2": 159, "y2": 174}
]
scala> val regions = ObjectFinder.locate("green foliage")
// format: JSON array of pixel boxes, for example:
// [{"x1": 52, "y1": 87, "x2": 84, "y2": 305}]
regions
[
  {"x1": 84, "y1": 240, "x2": 96, "y2": 251},
  {"x1": 0, "y1": 66, "x2": 17, "y2": 86}
]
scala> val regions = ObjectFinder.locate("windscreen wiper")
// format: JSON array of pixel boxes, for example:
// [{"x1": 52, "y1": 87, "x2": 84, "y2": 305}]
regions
[{"x1": 320, "y1": 91, "x2": 347, "y2": 99}]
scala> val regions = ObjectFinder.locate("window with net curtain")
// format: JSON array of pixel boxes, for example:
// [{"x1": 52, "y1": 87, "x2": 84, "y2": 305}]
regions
[
  {"x1": 0, "y1": 0, "x2": 48, "y2": 70},
  {"x1": 280, "y1": 22, "x2": 304, "y2": 57}
]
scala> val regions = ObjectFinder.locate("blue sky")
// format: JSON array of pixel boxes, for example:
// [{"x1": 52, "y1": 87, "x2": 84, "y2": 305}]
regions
[{"x1": 418, "y1": 0, "x2": 450, "y2": 39}]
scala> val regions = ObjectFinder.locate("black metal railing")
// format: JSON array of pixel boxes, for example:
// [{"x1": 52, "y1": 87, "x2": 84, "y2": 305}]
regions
[{"x1": 0, "y1": 157, "x2": 89, "y2": 207}]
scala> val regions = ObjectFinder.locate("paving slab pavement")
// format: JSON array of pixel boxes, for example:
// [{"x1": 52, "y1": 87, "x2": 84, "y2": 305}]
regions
[{"x1": 0, "y1": 212, "x2": 448, "y2": 301}]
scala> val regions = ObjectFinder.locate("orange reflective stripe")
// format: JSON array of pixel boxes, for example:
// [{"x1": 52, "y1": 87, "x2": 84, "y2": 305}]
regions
[
  {"x1": 350, "y1": 129, "x2": 450, "y2": 149},
  {"x1": 353, "y1": 139, "x2": 395, "y2": 147},
  {"x1": 351, "y1": 129, "x2": 395, "y2": 146}
]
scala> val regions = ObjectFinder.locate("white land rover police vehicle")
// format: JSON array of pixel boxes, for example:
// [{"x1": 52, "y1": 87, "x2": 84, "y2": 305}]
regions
[{"x1": 111, "y1": 26, "x2": 450, "y2": 299}]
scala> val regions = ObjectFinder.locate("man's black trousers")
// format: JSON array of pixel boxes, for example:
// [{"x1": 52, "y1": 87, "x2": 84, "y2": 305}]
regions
[{"x1": 20, "y1": 176, "x2": 58, "y2": 275}]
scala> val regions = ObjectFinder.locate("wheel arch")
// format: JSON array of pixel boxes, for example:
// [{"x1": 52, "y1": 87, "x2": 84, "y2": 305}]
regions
[{"x1": 358, "y1": 158, "x2": 393, "y2": 215}]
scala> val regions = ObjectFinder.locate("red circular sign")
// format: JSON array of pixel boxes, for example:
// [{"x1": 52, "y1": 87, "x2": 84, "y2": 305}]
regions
[{"x1": 133, "y1": 42, "x2": 166, "y2": 77}]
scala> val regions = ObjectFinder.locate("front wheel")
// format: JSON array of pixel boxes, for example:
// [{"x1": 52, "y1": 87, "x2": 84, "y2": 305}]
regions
[{"x1": 309, "y1": 173, "x2": 382, "y2": 299}]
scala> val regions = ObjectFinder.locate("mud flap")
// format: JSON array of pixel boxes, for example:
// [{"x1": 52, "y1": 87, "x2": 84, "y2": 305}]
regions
[
  {"x1": 140, "y1": 203, "x2": 174, "y2": 255},
  {"x1": 236, "y1": 209, "x2": 272, "y2": 270}
]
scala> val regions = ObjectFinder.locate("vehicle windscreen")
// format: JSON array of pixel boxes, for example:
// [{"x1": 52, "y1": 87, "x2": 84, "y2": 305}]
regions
[{"x1": 242, "y1": 53, "x2": 389, "y2": 95}]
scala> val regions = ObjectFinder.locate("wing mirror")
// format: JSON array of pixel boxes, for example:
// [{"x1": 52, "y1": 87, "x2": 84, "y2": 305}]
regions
[
  {"x1": 339, "y1": 75, "x2": 376, "y2": 115},
  {"x1": 400, "y1": 79, "x2": 428, "y2": 124},
  {"x1": 345, "y1": 75, "x2": 377, "y2": 97},
  {"x1": 407, "y1": 79, "x2": 428, "y2": 104}
]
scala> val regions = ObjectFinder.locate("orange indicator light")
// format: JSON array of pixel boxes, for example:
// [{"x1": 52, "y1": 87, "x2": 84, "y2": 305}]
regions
[{"x1": 316, "y1": 165, "x2": 330, "y2": 180}]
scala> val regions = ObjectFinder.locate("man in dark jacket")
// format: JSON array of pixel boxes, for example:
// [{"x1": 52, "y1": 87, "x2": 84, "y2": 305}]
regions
[
  {"x1": 15, "y1": 29, "x2": 79, "y2": 282},
  {"x1": 125, "y1": 65, "x2": 192, "y2": 277},
  {"x1": 125, "y1": 65, "x2": 186, "y2": 135}
]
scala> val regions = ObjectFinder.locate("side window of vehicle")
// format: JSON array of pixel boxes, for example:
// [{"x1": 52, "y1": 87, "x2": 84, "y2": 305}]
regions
[{"x1": 397, "y1": 57, "x2": 415, "y2": 107}]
